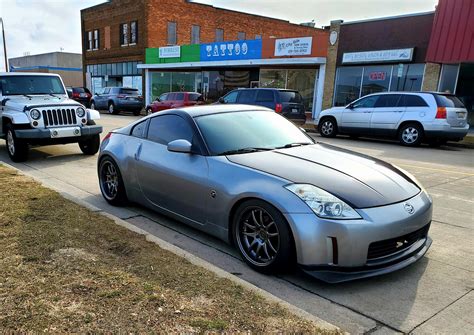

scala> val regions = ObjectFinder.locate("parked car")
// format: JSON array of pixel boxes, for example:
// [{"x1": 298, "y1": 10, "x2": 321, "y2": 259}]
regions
[
  {"x1": 145, "y1": 92, "x2": 204, "y2": 114},
  {"x1": 0, "y1": 72, "x2": 102, "y2": 162},
  {"x1": 67, "y1": 86, "x2": 92, "y2": 107},
  {"x1": 317, "y1": 92, "x2": 470, "y2": 146},
  {"x1": 218, "y1": 88, "x2": 306, "y2": 122},
  {"x1": 98, "y1": 104, "x2": 432, "y2": 283},
  {"x1": 90, "y1": 87, "x2": 143, "y2": 116}
]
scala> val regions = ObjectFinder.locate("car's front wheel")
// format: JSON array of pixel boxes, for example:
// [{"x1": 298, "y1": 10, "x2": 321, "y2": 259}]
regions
[
  {"x1": 79, "y1": 135, "x2": 100, "y2": 155},
  {"x1": 98, "y1": 157, "x2": 127, "y2": 206},
  {"x1": 318, "y1": 118, "x2": 338, "y2": 138},
  {"x1": 233, "y1": 200, "x2": 294, "y2": 273},
  {"x1": 5, "y1": 124, "x2": 29, "y2": 162}
]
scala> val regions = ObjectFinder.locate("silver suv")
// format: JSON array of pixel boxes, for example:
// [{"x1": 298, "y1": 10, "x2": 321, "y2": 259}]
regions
[
  {"x1": 317, "y1": 92, "x2": 470, "y2": 146},
  {"x1": 0, "y1": 72, "x2": 102, "y2": 162}
]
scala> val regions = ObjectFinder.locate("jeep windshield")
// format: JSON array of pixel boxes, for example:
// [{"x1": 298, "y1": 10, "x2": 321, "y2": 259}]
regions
[{"x1": 0, "y1": 75, "x2": 66, "y2": 95}]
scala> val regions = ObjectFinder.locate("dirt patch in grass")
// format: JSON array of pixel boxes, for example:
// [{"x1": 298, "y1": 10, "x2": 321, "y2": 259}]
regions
[{"x1": 0, "y1": 165, "x2": 339, "y2": 333}]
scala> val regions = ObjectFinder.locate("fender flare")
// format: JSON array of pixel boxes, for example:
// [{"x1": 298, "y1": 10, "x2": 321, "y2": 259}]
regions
[
  {"x1": 86, "y1": 108, "x2": 101, "y2": 121},
  {"x1": 2, "y1": 111, "x2": 30, "y2": 125}
]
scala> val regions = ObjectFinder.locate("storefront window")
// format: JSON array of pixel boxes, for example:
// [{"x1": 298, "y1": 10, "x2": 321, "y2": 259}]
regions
[
  {"x1": 333, "y1": 67, "x2": 363, "y2": 106},
  {"x1": 260, "y1": 69, "x2": 286, "y2": 89},
  {"x1": 150, "y1": 72, "x2": 171, "y2": 101},
  {"x1": 287, "y1": 69, "x2": 317, "y2": 111},
  {"x1": 438, "y1": 64, "x2": 459, "y2": 94},
  {"x1": 390, "y1": 63, "x2": 424, "y2": 91},
  {"x1": 171, "y1": 72, "x2": 198, "y2": 92},
  {"x1": 361, "y1": 65, "x2": 391, "y2": 97}
]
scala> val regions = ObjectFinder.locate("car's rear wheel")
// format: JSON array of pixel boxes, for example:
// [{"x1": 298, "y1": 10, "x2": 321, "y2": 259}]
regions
[
  {"x1": 108, "y1": 102, "x2": 118, "y2": 115},
  {"x1": 399, "y1": 123, "x2": 423, "y2": 146},
  {"x1": 5, "y1": 124, "x2": 29, "y2": 162},
  {"x1": 233, "y1": 200, "x2": 294, "y2": 273},
  {"x1": 133, "y1": 109, "x2": 142, "y2": 116},
  {"x1": 319, "y1": 118, "x2": 338, "y2": 138},
  {"x1": 98, "y1": 157, "x2": 127, "y2": 206},
  {"x1": 79, "y1": 134, "x2": 100, "y2": 155}
]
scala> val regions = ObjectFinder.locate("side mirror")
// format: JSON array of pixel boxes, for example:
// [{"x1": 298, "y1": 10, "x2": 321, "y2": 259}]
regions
[
  {"x1": 167, "y1": 139, "x2": 192, "y2": 153},
  {"x1": 155, "y1": 98, "x2": 160, "y2": 102},
  {"x1": 218, "y1": 97, "x2": 225, "y2": 104}
]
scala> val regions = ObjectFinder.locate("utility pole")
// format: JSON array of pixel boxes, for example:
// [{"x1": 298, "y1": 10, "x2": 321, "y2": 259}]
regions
[{"x1": 0, "y1": 18, "x2": 8, "y2": 72}]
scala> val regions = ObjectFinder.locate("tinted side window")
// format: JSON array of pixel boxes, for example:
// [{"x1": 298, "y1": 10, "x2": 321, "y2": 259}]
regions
[
  {"x1": 175, "y1": 93, "x2": 185, "y2": 101},
  {"x1": 237, "y1": 90, "x2": 256, "y2": 103},
  {"x1": 158, "y1": 93, "x2": 168, "y2": 101},
  {"x1": 147, "y1": 115, "x2": 194, "y2": 145},
  {"x1": 434, "y1": 94, "x2": 465, "y2": 108},
  {"x1": 102, "y1": 87, "x2": 110, "y2": 94},
  {"x1": 131, "y1": 120, "x2": 147, "y2": 138},
  {"x1": 167, "y1": 93, "x2": 176, "y2": 100},
  {"x1": 188, "y1": 93, "x2": 202, "y2": 101},
  {"x1": 256, "y1": 90, "x2": 274, "y2": 102},
  {"x1": 374, "y1": 95, "x2": 402, "y2": 108},
  {"x1": 120, "y1": 88, "x2": 139, "y2": 96},
  {"x1": 352, "y1": 96, "x2": 378, "y2": 108},
  {"x1": 400, "y1": 95, "x2": 428, "y2": 107},
  {"x1": 223, "y1": 91, "x2": 238, "y2": 103}
]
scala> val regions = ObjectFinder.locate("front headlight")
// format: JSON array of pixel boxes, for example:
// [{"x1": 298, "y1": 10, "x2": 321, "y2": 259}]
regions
[
  {"x1": 76, "y1": 107, "x2": 86, "y2": 118},
  {"x1": 30, "y1": 109, "x2": 41, "y2": 120},
  {"x1": 285, "y1": 184, "x2": 361, "y2": 219}
]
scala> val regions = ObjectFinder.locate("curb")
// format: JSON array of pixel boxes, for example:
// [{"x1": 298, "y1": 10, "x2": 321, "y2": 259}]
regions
[{"x1": 0, "y1": 160, "x2": 343, "y2": 334}]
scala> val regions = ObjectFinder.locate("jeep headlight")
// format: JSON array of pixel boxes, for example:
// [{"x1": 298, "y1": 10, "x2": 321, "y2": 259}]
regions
[
  {"x1": 76, "y1": 107, "x2": 86, "y2": 118},
  {"x1": 285, "y1": 184, "x2": 361, "y2": 219},
  {"x1": 30, "y1": 109, "x2": 41, "y2": 120}
]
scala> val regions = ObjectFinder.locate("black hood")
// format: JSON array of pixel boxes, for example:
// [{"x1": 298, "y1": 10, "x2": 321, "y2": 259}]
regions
[{"x1": 227, "y1": 143, "x2": 420, "y2": 208}]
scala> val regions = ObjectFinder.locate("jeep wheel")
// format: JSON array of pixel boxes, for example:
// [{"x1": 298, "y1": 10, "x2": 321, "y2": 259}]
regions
[
  {"x1": 108, "y1": 102, "x2": 118, "y2": 115},
  {"x1": 5, "y1": 124, "x2": 29, "y2": 162},
  {"x1": 79, "y1": 134, "x2": 100, "y2": 155}
]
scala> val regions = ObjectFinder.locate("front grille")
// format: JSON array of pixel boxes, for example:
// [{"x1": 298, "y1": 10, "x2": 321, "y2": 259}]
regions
[
  {"x1": 42, "y1": 108, "x2": 77, "y2": 127},
  {"x1": 367, "y1": 224, "x2": 430, "y2": 260}
]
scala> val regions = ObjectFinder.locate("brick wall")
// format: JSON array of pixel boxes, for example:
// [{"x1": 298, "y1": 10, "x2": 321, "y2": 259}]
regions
[{"x1": 145, "y1": 0, "x2": 325, "y2": 47}]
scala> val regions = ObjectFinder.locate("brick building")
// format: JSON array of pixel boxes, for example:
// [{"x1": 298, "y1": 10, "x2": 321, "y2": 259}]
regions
[{"x1": 81, "y1": 0, "x2": 327, "y2": 102}]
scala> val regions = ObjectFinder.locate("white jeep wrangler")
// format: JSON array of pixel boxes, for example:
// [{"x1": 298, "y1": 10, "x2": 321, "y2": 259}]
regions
[{"x1": 0, "y1": 72, "x2": 102, "y2": 162}]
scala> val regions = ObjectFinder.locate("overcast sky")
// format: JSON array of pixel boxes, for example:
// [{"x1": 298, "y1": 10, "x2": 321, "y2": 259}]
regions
[{"x1": 0, "y1": 0, "x2": 438, "y2": 71}]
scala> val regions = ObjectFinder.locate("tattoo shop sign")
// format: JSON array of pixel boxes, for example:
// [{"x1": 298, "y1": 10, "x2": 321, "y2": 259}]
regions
[
  {"x1": 200, "y1": 39, "x2": 262, "y2": 61},
  {"x1": 274, "y1": 37, "x2": 313, "y2": 57}
]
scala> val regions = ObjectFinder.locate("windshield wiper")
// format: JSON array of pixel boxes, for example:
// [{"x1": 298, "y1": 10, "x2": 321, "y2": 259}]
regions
[
  {"x1": 48, "y1": 93, "x2": 62, "y2": 98},
  {"x1": 275, "y1": 142, "x2": 313, "y2": 149},
  {"x1": 218, "y1": 147, "x2": 273, "y2": 156},
  {"x1": 22, "y1": 94, "x2": 33, "y2": 99}
]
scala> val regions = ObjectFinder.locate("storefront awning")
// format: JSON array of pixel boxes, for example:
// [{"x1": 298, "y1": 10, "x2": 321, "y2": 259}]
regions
[{"x1": 137, "y1": 57, "x2": 326, "y2": 70}]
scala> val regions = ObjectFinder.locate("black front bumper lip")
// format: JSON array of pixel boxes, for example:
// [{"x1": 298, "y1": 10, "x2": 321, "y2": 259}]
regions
[
  {"x1": 300, "y1": 236, "x2": 432, "y2": 283},
  {"x1": 15, "y1": 125, "x2": 103, "y2": 139}
]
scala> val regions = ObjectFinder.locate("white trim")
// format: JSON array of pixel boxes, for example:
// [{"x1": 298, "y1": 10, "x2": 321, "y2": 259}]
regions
[
  {"x1": 454, "y1": 64, "x2": 460, "y2": 94},
  {"x1": 145, "y1": 69, "x2": 150, "y2": 106},
  {"x1": 388, "y1": 65, "x2": 394, "y2": 90},
  {"x1": 419, "y1": 63, "x2": 427, "y2": 90},
  {"x1": 138, "y1": 57, "x2": 326, "y2": 69},
  {"x1": 314, "y1": 64, "x2": 325, "y2": 119}
]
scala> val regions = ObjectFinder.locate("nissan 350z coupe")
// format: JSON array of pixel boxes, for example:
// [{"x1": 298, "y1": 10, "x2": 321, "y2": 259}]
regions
[{"x1": 98, "y1": 105, "x2": 433, "y2": 283}]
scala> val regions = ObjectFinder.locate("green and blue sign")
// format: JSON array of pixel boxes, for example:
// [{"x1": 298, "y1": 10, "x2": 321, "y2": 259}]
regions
[{"x1": 200, "y1": 39, "x2": 262, "y2": 61}]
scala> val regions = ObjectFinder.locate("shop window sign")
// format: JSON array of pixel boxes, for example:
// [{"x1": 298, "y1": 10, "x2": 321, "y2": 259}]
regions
[
  {"x1": 200, "y1": 39, "x2": 262, "y2": 61},
  {"x1": 369, "y1": 72, "x2": 386, "y2": 81}
]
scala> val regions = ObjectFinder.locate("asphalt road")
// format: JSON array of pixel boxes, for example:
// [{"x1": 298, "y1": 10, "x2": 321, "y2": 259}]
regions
[{"x1": 1, "y1": 113, "x2": 473, "y2": 334}]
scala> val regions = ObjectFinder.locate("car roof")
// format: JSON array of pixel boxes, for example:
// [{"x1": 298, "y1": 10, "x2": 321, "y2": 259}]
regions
[
  {"x1": 234, "y1": 88, "x2": 298, "y2": 92},
  {"x1": 166, "y1": 104, "x2": 272, "y2": 117},
  {"x1": 0, "y1": 72, "x2": 61, "y2": 77}
]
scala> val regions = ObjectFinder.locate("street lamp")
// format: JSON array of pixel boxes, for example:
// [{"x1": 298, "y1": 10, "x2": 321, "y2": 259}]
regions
[{"x1": 0, "y1": 18, "x2": 8, "y2": 72}]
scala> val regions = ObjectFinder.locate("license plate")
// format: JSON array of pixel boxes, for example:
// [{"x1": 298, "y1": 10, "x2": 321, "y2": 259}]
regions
[
  {"x1": 80, "y1": 93, "x2": 87, "y2": 97},
  {"x1": 292, "y1": 108, "x2": 298, "y2": 114},
  {"x1": 50, "y1": 127, "x2": 81, "y2": 138},
  {"x1": 456, "y1": 112, "x2": 466, "y2": 118}
]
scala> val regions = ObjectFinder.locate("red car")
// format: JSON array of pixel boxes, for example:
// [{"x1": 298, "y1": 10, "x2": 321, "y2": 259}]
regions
[{"x1": 146, "y1": 92, "x2": 204, "y2": 114}]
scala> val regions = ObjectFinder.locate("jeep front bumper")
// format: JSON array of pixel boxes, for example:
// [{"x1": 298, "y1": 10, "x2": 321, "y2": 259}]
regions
[{"x1": 14, "y1": 125, "x2": 103, "y2": 139}]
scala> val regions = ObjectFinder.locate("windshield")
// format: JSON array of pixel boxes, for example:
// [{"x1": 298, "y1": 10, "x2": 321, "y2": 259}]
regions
[
  {"x1": 195, "y1": 111, "x2": 314, "y2": 155},
  {"x1": 120, "y1": 88, "x2": 139, "y2": 96},
  {"x1": 0, "y1": 75, "x2": 66, "y2": 95}
]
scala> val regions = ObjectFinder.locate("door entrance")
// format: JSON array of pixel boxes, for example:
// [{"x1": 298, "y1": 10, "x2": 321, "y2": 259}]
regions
[{"x1": 456, "y1": 63, "x2": 474, "y2": 125}]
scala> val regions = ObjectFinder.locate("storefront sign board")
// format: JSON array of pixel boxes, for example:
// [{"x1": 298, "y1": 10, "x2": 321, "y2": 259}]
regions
[
  {"x1": 159, "y1": 46, "x2": 181, "y2": 58},
  {"x1": 274, "y1": 37, "x2": 312, "y2": 56},
  {"x1": 342, "y1": 48, "x2": 414, "y2": 64},
  {"x1": 200, "y1": 39, "x2": 262, "y2": 61}
]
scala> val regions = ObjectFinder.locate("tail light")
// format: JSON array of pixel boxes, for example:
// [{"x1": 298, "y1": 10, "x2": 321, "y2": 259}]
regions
[
  {"x1": 72, "y1": 92, "x2": 80, "y2": 98},
  {"x1": 275, "y1": 103, "x2": 283, "y2": 113},
  {"x1": 117, "y1": 94, "x2": 126, "y2": 99},
  {"x1": 435, "y1": 107, "x2": 447, "y2": 119}
]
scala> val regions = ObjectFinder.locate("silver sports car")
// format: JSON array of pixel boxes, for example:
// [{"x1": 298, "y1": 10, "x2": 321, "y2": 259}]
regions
[{"x1": 98, "y1": 105, "x2": 433, "y2": 283}]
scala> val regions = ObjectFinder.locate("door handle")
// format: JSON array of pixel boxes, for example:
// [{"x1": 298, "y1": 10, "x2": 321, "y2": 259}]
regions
[
  {"x1": 363, "y1": 111, "x2": 372, "y2": 113},
  {"x1": 134, "y1": 143, "x2": 142, "y2": 161}
]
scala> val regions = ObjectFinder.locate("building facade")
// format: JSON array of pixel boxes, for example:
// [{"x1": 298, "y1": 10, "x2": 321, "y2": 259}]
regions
[
  {"x1": 9, "y1": 52, "x2": 83, "y2": 86},
  {"x1": 81, "y1": 0, "x2": 326, "y2": 97}
]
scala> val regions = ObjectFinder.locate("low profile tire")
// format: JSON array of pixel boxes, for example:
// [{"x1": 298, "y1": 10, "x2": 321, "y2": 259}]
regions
[
  {"x1": 90, "y1": 101, "x2": 96, "y2": 110},
  {"x1": 398, "y1": 123, "x2": 423, "y2": 147},
  {"x1": 133, "y1": 109, "x2": 142, "y2": 116},
  {"x1": 233, "y1": 200, "x2": 294, "y2": 273},
  {"x1": 146, "y1": 107, "x2": 153, "y2": 115},
  {"x1": 108, "y1": 102, "x2": 118, "y2": 115},
  {"x1": 318, "y1": 118, "x2": 338, "y2": 138},
  {"x1": 5, "y1": 124, "x2": 28, "y2": 162},
  {"x1": 98, "y1": 157, "x2": 127, "y2": 206},
  {"x1": 79, "y1": 134, "x2": 100, "y2": 155}
]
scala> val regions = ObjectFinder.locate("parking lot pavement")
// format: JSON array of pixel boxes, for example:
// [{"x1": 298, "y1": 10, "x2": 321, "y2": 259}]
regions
[{"x1": 1, "y1": 114, "x2": 473, "y2": 334}]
